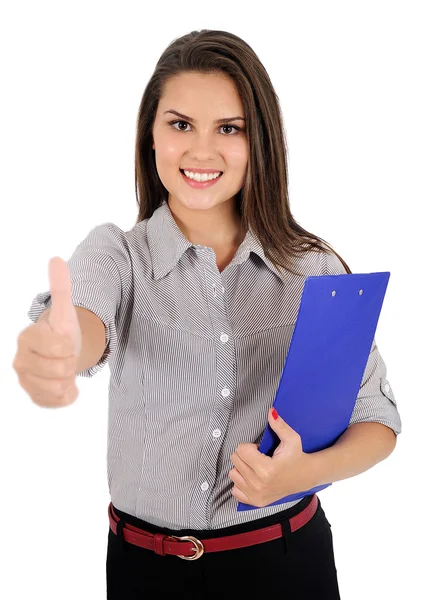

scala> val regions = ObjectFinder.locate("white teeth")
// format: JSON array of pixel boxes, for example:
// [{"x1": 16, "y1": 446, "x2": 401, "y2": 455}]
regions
[{"x1": 183, "y1": 170, "x2": 221, "y2": 182}]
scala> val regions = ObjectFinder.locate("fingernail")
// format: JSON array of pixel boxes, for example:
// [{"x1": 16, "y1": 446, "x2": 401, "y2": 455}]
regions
[{"x1": 271, "y1": 408, "x2": 278, "y2": 420}]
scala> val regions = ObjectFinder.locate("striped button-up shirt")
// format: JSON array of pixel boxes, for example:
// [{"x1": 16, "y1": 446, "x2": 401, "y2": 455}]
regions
[{"x1": 28, "y1": 200, "x2": 402, "y2": 530}]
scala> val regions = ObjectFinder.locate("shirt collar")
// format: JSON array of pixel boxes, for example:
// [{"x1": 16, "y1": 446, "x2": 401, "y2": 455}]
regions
[{"x1": 146, "y1": 200, "x2": 290, "y2": 283}]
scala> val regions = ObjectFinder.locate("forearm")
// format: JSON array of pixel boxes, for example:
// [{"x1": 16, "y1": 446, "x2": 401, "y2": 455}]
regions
[{"x1": 308, "y1": 422, "x2": 397, "y2": 487}]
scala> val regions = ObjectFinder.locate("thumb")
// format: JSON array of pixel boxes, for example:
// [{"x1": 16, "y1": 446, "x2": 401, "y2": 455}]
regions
[
  {"x1": 268, "y1": 407, "x2": 294, "y2": 439},
  {"x1": 47, "y1": 257, "x2": 80, "y2": 349}
]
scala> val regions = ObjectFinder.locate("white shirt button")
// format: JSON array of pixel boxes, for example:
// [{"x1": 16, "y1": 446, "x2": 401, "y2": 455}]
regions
[
  {"x1": 221, "y1": 286, "x2": 225, "y2": 294},
  {"x1": 201, "y1": 481, "x2": 209, "y2": 491},
  {"x1": 220, "y1": 333, "x2": 229, "y2": 343},
  {"x1": 212, "y1": 429, "x2": 221, "y2": 438},
  {"x1": 384, "y1": 383, "x2": 390, "y2": 393},
  {"x1": 221, "y1": 388, "x2": 230, "y2": 398}
]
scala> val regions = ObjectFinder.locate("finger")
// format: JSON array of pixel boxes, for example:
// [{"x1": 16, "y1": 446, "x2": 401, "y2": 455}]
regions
[
  {"x1": 17, "y1": 371, "x2": 77, "y2": 403},
  {"x1": 233, "y1": 445, "x2": 264, "y2": 476},
  {"x1": 231, "y1": 451, "x2": 258, "y2": 482},
  {"x1": 231, "y1": 485, "x2": 251, "y2": 505},
  {"x1": 20, "y1": 323, "x2": 76, "y2": 358},
  {"x1": 15, "y1": 351, "x2": 78, "y2": 379}
]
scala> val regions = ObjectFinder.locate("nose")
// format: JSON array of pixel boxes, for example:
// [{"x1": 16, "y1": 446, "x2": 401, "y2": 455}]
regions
[{"x1": 188, "y1": 131, "x2": 217, "y2": 161}]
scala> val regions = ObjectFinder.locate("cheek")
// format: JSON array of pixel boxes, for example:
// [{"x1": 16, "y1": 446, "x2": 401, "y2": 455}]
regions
[
  {"x1": 154, "y1": 147, "x2": 182, "y2": 182},
  {"x1": 158, "y1": 144, "x2": 182, "y2": 165},
  {"x1": 224, "y1": 142, "x2": 248, "y2": 169},
  {"x1": 153, "y1": 129, "x2": 184, "y2": 162}
]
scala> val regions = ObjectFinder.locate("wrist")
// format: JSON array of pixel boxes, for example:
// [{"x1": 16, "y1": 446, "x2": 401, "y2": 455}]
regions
[{"x1": 305, "y1": 449, "x2": 330, "y2": 489}]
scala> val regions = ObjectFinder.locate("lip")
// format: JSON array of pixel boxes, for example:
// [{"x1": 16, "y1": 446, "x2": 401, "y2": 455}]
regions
[
  {"x1": 180, "y1": 168, "x2": 223, "y2": 174},
  {"x1": 180, "y1": 169, "x2": 223, "y2": 189}
]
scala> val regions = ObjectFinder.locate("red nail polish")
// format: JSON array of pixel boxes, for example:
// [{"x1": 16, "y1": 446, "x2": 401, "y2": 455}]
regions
[{"x1": 271, "y1": 408, "x2": 278, "y2": 420}]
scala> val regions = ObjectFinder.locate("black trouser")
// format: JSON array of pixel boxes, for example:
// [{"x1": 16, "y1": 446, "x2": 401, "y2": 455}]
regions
[{"x1": 106, "y1": 494, "x2": 341, "y2": 599}]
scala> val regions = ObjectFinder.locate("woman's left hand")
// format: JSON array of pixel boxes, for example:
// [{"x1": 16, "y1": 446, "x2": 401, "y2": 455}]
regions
[{"x1": 229, "y1": 408, "x2": 314, "y2": 507}]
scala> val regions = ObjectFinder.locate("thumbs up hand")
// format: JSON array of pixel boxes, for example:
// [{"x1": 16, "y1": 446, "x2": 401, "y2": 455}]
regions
[{"x1": 13, "y1": 257, "x2": 82, "y2": 408}]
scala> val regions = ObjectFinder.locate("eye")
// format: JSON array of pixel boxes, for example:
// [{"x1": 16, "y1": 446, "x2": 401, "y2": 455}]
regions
[
  {"x1": 170, "y1": 120, "x2": 192, "y2": 132},
  {"x1": 169, "y1": 120, "x2": 241, "y2": 135},
  {"x1": 220, "y1": 124, "x2": 241, "y2": 135}
]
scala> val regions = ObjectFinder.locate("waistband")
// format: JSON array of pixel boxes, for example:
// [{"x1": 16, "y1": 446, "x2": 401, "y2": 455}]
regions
[
  {"x1": 111, "y1": 493, "x2": 315, "y2": 538},
  {"x1": 108, "y1": 494, "x2": 319, "y2": 560}
]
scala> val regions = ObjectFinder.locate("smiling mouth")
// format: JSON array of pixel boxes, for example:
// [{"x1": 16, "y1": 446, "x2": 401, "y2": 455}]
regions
[{"x1": 179, "y1": 168, "x2": 223, "y2": 177}]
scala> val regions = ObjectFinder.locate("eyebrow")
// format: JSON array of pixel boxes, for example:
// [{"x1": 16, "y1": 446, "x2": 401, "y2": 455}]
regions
[{"x1": 164, "y1": 110, "x2": 246, "y2": 124}]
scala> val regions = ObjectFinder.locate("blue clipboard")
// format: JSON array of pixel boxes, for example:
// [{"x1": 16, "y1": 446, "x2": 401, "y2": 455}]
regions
[{"x1": 237, "y1": 271, "x2": 390, "y2": 511}]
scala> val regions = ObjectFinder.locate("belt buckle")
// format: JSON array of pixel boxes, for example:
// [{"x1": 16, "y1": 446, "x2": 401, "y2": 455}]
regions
[{"x1": 171, "y1": 535, "x2": 205, "y2": 560}]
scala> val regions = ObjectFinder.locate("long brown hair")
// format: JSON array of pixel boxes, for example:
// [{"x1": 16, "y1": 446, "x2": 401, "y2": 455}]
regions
[{"x1": 134, "y1": 29, "x2": 351, "y2": 277}]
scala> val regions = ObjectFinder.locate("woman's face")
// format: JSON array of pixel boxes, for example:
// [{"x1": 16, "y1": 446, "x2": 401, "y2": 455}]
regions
[{"x1": 151, "y1": 71, "x2": 248, "y2": 215}]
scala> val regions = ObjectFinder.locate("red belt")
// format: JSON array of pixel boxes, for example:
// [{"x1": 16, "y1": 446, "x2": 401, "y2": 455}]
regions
[{"x1": 108, "y1": 494, "x2": 318, "y2": 561}]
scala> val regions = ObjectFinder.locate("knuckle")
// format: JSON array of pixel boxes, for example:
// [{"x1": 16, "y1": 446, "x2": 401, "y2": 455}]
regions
[
  {"x1": 15, "y1": 370, "x2": 71, "y2": 407},
  {"x1": 52, "y1": 359, "x2": 70, "y2": 379},
  {"x1": 17, "y1": 373, "x2": 30, "y2": 393},
  {"x1": 51, "y1": 378, "x2": 70, "y2": 396},
  {"x1": 32, "y1": 392, "x2": 50, "y2": 407},
  {"x1": 250, "y1": 480, "x2": 259, "y2": 493},
  {"x1": 264, "y1": 469, "x2": 273, "y2": 484},
  {"x1": 60, "y1": 386, "x2": 79, "y2": 406},
  {"x1": 257, "y1": 468, "x2": 270, "y2": 485},
  {"x1": 44, "y1": 357, "x2": 76, "y2": 380},
  {"x1": 13, "y1": 351, "x2": 29, "y2": 374},
  {"x1": 12, "y1": 355, "x2": 21, "y2": 372},
  {"x1": 55, "y1": 363, "x2": 69, "y2": 379},
  {"x1": 65, "y1": 357, "x2": 77, "y2": 377}
]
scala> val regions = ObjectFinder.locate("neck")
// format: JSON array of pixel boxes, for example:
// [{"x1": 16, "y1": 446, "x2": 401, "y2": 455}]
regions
[{"x1": 167, "y1": 198, "x2": 247, "y2": 249}]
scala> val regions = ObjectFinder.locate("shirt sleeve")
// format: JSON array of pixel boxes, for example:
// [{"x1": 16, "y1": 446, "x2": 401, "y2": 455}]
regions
[
  {"x1": 27, "y1": 223, "x2": 129, "y2": 378},
  {"x1": 322, "y1": 249, "x2": 402, "y2": 436}
]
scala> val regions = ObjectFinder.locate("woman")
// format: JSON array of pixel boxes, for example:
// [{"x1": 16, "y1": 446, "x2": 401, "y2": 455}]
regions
[{"x1": 28, "y1": 29, "x2": 402, "y2": 598}]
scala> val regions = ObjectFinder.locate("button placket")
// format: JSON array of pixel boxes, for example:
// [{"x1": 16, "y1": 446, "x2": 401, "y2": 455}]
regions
[{"x1": 190, "y1": 261, "x2": 235, "y2": 529}]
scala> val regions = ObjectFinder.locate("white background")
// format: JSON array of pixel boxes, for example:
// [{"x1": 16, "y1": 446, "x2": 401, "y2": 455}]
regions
[{"x1": 1, "y1": 1, "x2": 421, "y2": 598}]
